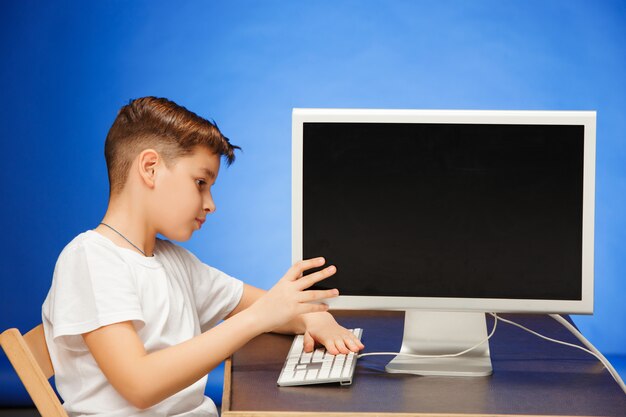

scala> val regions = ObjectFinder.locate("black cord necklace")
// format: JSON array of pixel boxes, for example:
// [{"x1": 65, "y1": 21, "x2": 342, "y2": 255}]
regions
[{"x1": 100, "y1": 222, "x2": 147, "y2": 256}]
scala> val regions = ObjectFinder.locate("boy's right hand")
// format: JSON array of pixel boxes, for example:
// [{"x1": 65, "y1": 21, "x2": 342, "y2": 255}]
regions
[{"x1": 248, "y1": 257, "x2": 339, "y2": 333}]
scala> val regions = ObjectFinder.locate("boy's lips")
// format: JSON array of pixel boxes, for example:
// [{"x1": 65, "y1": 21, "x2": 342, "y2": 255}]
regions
[{"x1": 196, "y1": 218, "x2": 205, "y2": 228}]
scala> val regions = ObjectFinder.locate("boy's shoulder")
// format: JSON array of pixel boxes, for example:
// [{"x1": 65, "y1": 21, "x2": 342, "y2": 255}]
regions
[
  {"x1": 59, "y1": 230, "x2": 107, "y2": 255},
  {"x1": 56, "y1": 230, "x2": 126, "y2": 265}
]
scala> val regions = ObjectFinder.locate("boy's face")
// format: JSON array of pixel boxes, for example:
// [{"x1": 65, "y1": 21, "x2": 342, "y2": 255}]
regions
[{"x1": 150, "y1": 145, "x2": 220, "y2": 241}]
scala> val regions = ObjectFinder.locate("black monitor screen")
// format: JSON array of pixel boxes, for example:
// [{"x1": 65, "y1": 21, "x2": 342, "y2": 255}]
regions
[{"x1": 304, "y1": 122, "x2": 584, "y2": 300}]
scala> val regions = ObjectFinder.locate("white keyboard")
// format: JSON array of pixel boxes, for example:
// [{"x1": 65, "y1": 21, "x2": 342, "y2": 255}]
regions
[{"x1": 277, "y1": 328, "x2": 363, "y2": 386}]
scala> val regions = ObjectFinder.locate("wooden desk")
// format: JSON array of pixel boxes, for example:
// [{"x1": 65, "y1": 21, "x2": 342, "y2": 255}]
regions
[{"x1": 222, "y1": 311, "x2": 626, "y2": 416}]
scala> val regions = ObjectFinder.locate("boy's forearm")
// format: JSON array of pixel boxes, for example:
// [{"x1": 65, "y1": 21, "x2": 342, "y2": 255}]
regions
[
  {"x1": 129, "y1": 308, "x2": 262, "y2": 409},
  {"x1": 133, "y1": 307, "x2": 329, "y2": 407}
]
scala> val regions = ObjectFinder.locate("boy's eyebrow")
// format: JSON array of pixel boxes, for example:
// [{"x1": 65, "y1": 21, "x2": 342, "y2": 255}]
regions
[{"x1": 201, "y1": 168, "x2": 217, "y2": 180}]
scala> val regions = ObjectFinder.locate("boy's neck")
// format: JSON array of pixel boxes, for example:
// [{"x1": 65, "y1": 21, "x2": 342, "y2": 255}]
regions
[{"x1": 97, "y1": 196, "x2": 157, "y2": 257}]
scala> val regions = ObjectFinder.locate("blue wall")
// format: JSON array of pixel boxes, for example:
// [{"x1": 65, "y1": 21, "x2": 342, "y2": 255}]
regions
[{"x1": 1, "y1": 0, "x2": 625, "y2": 404}]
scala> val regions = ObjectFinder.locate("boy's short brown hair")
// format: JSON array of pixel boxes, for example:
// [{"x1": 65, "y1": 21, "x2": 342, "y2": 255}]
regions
[{"x1": 104, "y1": 96, "x2": 240, "y2": 195}]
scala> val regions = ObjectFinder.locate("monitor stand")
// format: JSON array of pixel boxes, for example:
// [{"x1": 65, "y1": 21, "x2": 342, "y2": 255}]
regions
[{"x1": 385, "y1": 310, "x2": 493, "y2": 377}]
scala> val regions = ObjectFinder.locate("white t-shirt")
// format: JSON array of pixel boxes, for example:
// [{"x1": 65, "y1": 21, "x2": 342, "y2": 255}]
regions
[{"x1": 42, "y1": 230, "x2": 244, "y2": 417}]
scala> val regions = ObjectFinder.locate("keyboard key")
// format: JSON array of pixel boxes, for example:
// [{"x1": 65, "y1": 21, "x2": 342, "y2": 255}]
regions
[
  {"x1": 312, "y1": 348, "x2": 325, "y2": 362},
  {"x1": 330, "y1": 367, "x2": 342, "y2": 379},
  {"x1": 292, "y1": 336, "x2": 304, "y2": 350},
  {"x1": 305, "y1": 369, "x2": 319, "y2": 380},
  {"x1": 318, "y1": 368, "x2": 330, "y2": 379}
]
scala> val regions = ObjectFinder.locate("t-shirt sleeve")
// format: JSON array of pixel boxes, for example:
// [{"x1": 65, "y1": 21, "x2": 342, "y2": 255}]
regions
[
  {"x1": 45, "y1": 241, "x2": 145, "y2": 351},
  {"x1": 180, "y1": 248, "x2": 244, "y2": 332}
]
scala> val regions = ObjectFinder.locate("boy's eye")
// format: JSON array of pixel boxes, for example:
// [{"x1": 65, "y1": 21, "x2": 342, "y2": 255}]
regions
[{"x1": 195, "y1": 179, "x2": 206, "y2": 188}]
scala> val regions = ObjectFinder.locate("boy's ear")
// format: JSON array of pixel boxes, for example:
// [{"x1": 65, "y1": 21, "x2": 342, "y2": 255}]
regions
[{"x1": 137, "y1": 149, "x2": 160, "y2": 188}]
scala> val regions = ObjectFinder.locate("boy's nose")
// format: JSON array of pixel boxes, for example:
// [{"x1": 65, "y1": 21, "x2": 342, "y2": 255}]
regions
[{"x1": 204, "y1": 199, "x2": 216, "y2": 214}]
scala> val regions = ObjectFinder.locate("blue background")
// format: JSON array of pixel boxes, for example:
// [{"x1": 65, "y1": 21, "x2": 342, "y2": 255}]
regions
[{"x1": 1, "y1": 0, "x2": 625, "y2": 406}]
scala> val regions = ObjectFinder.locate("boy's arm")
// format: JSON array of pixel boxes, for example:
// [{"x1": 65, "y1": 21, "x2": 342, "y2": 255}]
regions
[
  {"x1": 83, "y1": 258, "x2": 336, "y2": 410},
  {"x1": 83, "y1": 312, "x2": 259, "y2": 409},
  {"x1": 226, "y1": 283, "x2": 364, "y2": 355}
]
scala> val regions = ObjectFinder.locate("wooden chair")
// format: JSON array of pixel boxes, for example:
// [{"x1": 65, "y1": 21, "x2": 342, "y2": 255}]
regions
[{"x1": 0, "y1": 324, "x2": 68, "y2": 417}]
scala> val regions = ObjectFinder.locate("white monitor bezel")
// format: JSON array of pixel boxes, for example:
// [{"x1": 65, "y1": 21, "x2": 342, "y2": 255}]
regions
[{"x1": 292, "y1": 108, "x2": 595, "y2": 314}]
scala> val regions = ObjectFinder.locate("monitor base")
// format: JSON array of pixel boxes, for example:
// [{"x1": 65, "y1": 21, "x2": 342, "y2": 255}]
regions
[{"x1": 385, "y1": 310, "x2": 493, "y2": 377}]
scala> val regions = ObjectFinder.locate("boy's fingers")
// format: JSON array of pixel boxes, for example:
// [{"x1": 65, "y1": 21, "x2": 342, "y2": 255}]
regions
[
  {"x1": 297, "y1": 288, "x2": 338, "y2": 303},
  {"x1": 295, "y1": 265, "x2": 337, "y2": 290},
  {"x1": 323, "y1": 340, "x2": 340, "y2": 355},
  {"x1": 345, "y1": 336, "x2": 363, "y2": 352},
  {"x1": 332, "y1": 338, "x2": 351, "y2": 354},
  {"x1": 303, "y1": 332, "x2": 315, "y2": 353},
  {"x1": 285, "y1": 258, "x2": 326, "y2": 281},
  {"x1": 299, "y1": 302, "x2": 329, "y2": 315}
]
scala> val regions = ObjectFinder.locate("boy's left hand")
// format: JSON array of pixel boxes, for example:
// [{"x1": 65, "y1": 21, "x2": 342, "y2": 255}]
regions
[{"x1": 301, "y1": 312, "x2": 365, "y2": 355}]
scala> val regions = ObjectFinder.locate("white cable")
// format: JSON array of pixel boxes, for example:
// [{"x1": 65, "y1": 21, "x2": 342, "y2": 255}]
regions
[
  {"x1": 550, "y1": 314, "x2": 626, "y2": 395},
  {"x1": 492, "y1": 314, "x2": 602, "y2": 357},
  {"x1": 491, "y1": 313, "x2": 626, "y2": 395},
  {"x1": 357, "y1": 312, "x2": 498, "y2": 359},
  {"x1": 357, "y1": 312, "x2": 626, "y2": 395}
]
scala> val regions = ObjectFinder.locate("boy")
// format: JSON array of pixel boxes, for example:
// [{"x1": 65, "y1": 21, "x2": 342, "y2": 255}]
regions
[{"x1": 42, "y1": 97, "x2": 364, "y2": 417}]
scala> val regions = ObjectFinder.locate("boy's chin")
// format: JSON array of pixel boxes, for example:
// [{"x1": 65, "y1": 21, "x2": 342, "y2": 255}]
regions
[{"x1": 160, "y1": 229, "x2": 194, "y2": 242}]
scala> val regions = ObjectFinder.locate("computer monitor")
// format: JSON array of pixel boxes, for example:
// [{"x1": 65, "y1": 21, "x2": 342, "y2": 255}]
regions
[{"x1": 292, "y1": 109, "x2": 596, "y2": 377}]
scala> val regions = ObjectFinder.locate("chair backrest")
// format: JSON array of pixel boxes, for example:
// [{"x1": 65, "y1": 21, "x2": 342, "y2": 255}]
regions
[{"x1": 0, "y1": 324, "x2": 68, "y2": 417}]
